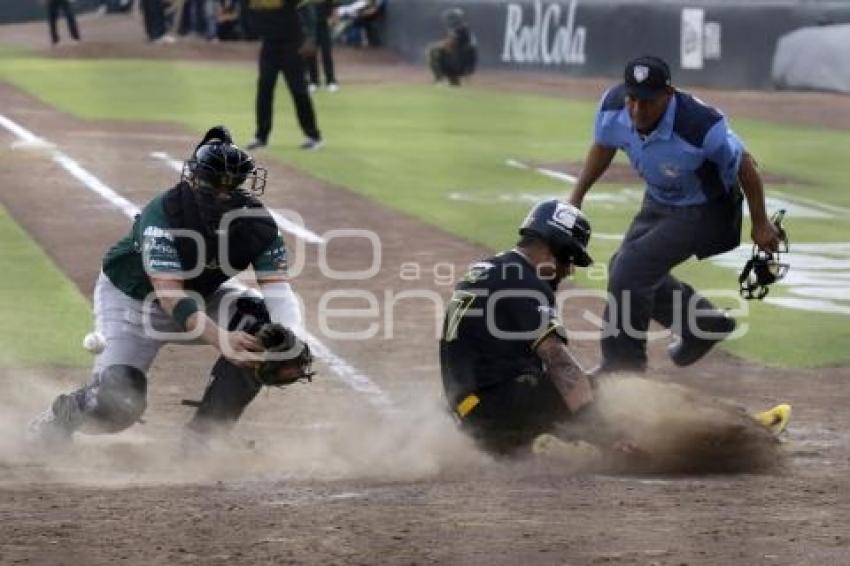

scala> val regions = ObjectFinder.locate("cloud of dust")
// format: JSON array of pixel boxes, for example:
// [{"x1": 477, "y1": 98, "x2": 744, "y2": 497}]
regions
[
  {"x1": 2, "y1": 371, "x2": 783, "y2": 486},
  {"x1": 578, "y1": 375, "x2": 783, "y2": 474},
  {"x1": 0, "y1": 370, "x2": 490, "y2": 487}
]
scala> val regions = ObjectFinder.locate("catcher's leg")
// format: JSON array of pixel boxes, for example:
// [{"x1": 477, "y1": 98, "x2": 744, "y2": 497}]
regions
[
  {"x1": 30, "y1": 364, "x2": 149, "y2": 445},
  {"x1": 183, "y1": 287, "x2": 269, "y2": 434},
  {"x1": 184, "y1": 358, "x2": 262, "y2": 434},
  {"x1": 29, "y1": 273, "x2": 163, "y2": 446}
]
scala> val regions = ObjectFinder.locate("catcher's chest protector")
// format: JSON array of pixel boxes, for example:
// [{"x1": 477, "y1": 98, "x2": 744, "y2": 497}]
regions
[{"x1": 162, "y1": 184, "x2": 279, "y2": 296}]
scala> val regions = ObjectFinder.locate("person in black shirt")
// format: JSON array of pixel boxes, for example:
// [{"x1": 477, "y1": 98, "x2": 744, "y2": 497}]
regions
[
  {"x1": 245, "y1": 0, "x2": 322, "y2": 151},
  {"x1": 428, "y1": 8, "x2": 477, "y2": 86},
  {"x1": 440, "y1": 199, "x2": 596, "y2": 455}
]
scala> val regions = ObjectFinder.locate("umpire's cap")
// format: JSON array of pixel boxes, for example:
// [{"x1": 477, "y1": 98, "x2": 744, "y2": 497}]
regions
[
  {"x1": 519, "y1": 199, "x2": 593, "y2": 267},
  {"x1": 624, "y1": 55, "x2": 671, "y2": 100}
]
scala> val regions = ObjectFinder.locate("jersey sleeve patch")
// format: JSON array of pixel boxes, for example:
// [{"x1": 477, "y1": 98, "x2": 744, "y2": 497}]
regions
[
  {"x1": 253, "y1": 234, "x2": 289, "y2": 279},
  {"x1": 138, "y1": 199, "x2": 184, "y2": 277},
  {"x1": 141, "y1": 228, "x2": 182, "y2": 274}
]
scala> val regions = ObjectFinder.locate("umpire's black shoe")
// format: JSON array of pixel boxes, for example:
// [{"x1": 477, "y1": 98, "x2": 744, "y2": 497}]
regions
[{"x1": 668, "y1": 314, "x2": 737, "y2": 367}]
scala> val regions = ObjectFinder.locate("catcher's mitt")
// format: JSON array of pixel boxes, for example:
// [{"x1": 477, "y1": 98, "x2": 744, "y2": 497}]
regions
[{"x1": 254, "y1": 323, "x2": 315, "y2": 387}]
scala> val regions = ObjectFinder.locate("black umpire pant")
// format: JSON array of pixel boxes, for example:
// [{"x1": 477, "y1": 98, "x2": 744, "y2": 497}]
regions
[
  {"x1": 255, "y1": 40, "x2": 321, "y2": 144},
  {"x1": 307, "y1": 7, "x2": 336, "y2": 85},
  {"x1": 600, "y1": 196, "x2": 735, "y2": 371},
  {"x1": 47, "y1": 0, "x2": 80, "y2": 44}
]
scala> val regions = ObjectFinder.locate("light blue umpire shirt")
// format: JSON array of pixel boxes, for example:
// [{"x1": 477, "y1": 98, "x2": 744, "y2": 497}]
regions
[{"x1": 594, "y1": 83, "x2": 745, "y2": 207}]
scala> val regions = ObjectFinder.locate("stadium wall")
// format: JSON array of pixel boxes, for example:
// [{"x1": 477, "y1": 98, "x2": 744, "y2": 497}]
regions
[{"x1": 384, "y1": 0, "x2": 850, "y2": 90}]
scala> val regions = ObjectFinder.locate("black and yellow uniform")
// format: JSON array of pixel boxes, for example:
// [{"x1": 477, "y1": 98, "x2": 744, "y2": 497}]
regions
[
  {"x1": 439, "y1": 250, "x2": 570, "y2": 454},
  {"x1": 246, "y1": 0, "x2": 321, "y2": 145}
]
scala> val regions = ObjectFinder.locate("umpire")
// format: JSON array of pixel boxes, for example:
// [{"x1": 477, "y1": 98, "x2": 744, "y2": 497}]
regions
[
  {"x1": 439, "y1": 199, "x2": 596, "y2": 455},
  {"x1": 245, "y1": 0, "x2": 322, "y2": 151},
  {"x1": 569, "y1": 56, "x2": 780, "y2": 373}
]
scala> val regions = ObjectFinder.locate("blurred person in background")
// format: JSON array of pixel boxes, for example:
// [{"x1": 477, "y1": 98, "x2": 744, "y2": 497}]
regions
[
  {"x1": 141, "y1": 0, "x2": 172, "y2": 42},
  {"x1": 190, "y1": 0, "x2": 219, "y2": 41},
  {"x1": 216, "y1": 0, "x2": 243, "y2": 40},
  {"x1": 428, "y1": 7, "x2": 477, "y2": 86},
  {"x1": 334, "y1": 0, "x2": 384, "y2": 47},
  {"x1": 245, "y1": 0, "x2": 323, "y2": 151},
  {"x1": 306, "y1": 0, "x2": 338, "y2": 92},
  {"x1": 45, "y1": 0, "x2": 81, "y2": 45}
]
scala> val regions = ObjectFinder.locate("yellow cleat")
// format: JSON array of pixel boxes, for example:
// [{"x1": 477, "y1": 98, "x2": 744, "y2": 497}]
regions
[
  {"x1": 754, "y1": 403, "x2": 792, "y2": 436},
  {"x1": 532, "y1": 433, "x2": 602, "y2": 471}
]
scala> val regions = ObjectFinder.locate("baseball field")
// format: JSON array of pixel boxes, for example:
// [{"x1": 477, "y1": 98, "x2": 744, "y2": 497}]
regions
[{"x1": 1, "y1": 13, "x2": 849, "y2": 566}]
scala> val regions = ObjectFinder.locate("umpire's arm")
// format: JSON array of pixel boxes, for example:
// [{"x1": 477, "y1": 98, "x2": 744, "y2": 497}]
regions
[
  {"x1": 738, "y1": 152, "x2": 780, "y2": 252},
  {"x1": 569, "y1": 143, "x2": 617, "y2": 209},
  {"x1": 535, "y1": 334, "x2": 594, "y2": 413}
]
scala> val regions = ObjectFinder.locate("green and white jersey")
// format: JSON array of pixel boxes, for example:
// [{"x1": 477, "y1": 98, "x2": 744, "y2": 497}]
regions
[{"x1": 103, "y1": 191, "x2": 288, "y2": 301}]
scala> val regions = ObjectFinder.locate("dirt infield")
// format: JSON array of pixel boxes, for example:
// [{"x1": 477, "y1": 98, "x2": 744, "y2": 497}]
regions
[{"x1": 1, "y1": 14, "x2": 850, "y2": 566}]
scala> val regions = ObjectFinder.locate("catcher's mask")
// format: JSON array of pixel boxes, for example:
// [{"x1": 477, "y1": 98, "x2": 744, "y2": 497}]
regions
[
  {"x1": 738, "y1": 209, "x2": 790, "y2": 300},
  {"x1": 519, "y1": 199, "x2": 593, "y2": 267},
  {"x1": 181, "y1": 127, "x2": 268, "y2": 231}
]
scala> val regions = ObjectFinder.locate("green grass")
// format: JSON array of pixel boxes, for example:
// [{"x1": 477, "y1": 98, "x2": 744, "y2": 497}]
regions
[
  {"x1": 0, "y1": 205, "x2": 92, "y2": 367},
  {"x1": 1, "y1": 54, "x2": 849, "y2": 367}
]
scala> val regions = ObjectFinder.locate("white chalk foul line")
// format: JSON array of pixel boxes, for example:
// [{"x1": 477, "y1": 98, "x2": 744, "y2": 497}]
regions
[
  {"x1": 149, "y1": 151, "x2": 326, "y2": 245},
  {"x1": 506, "y1": 158, "x2": 578, "y2": 184},
  {"x1": 0, "y1": 114, "x2": 48, "y2": 145},
  {"x1": 1, "y1": 115, "x2": 391, "y2": 412}
]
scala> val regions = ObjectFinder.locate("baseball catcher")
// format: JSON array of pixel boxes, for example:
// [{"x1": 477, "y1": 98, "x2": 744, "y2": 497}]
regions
[{"x1": 29, "y1": 125, "x2": 314, "y2": 446}]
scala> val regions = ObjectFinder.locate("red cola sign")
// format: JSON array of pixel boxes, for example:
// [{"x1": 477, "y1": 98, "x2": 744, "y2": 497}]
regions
[{"x1": 501, "y1": 0, "x2": 587, "y2": 66}]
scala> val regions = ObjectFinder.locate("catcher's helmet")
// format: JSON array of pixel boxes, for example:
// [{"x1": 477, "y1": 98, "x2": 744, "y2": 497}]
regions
[
  {"x1": 182, "y1": 126, "x2": 267, "y2": 195},
  {"x1": 519, "y1": 199, "x2": 593, "y2": 267}
]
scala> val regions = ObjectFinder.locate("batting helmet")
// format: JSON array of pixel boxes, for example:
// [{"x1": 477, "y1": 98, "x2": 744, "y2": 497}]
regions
[{"x1": 519, "y1": 199, "x2": 593, "y2": 267}]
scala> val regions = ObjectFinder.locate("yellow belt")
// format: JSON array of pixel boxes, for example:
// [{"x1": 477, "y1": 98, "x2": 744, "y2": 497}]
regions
[{"x1": 456, "y1": 393, "x2": 480, "y2": 418}]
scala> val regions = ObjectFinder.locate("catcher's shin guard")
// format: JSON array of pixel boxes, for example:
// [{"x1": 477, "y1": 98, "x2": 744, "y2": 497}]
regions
[
  {"x1": 29, "y1": 365, "x2": 148, "y2": 443},
  {"x1": 183, "y1": 357, "x2": 262, "y2": 434},
  {"x1": 84, "y1": 364, "x2": 148, "y2": 433}
]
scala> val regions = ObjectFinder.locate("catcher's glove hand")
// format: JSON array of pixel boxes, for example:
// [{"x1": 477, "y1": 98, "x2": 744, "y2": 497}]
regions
[{"x1": 254, "y1": 323, "x2": 315, "y2": 387}]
